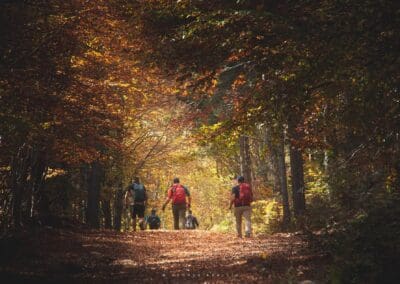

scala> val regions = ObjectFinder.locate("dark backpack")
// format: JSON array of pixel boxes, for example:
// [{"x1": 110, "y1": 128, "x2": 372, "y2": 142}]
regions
[
  {"x1": 185, "y1": 215, "x2": 195, "y2": 229},
  {"x1": 147, "y1": 215, "x2": 160, "y2": 229},
  {"x1": 239, "y1": 183, "x2": 252, "y2": 206},
  {"x1": 132, "y1": 183, "x2": 146, "y2": 202}
]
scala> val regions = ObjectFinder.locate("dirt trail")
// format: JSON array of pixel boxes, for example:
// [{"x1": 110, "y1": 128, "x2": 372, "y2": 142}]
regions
[{"x1": 0, "y1": 229, "x2": 326, "y2": 283}]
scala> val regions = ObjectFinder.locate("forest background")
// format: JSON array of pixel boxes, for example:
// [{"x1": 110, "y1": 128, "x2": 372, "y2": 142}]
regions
[{"x1": 0, "y1": 0, "x2": 399, "y2": 282}]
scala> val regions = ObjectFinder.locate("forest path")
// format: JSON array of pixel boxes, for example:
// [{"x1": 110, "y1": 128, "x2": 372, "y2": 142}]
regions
[{"x1": 1, "y1": 229, "x2": 326, "y2": 283}]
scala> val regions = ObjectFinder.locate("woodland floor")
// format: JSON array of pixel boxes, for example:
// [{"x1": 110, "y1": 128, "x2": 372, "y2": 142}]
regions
[{"x1": 0, "y1": 227, "x2": 329, "y2": 283}]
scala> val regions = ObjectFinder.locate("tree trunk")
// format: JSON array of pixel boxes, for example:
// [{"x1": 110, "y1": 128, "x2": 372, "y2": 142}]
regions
[
  {"x1": 37, "y1": 188, "x2": 51, "y2": 225},
  {"x1": 239, "y1": 135, "x2": 252, "y2": 185},
  {"x1": 11, "y1": 179, "x2": 23, "y2": 227},
  {"x1": 102, "y1": 199, "x2": 112, "y2": 229},
  {"x1": 264, "y1": 127, "x2": 280, "y2": 194},
  {"x1": 113, "y1": 182, "x2": 124, "y2": 231},
  {"x1": 254, "y1": 127, "x2": 270, "y2": 185},
  {"x1": 80, "y1": 199, "x2": 86, "y2": 223},
  {"x1": 395, "y1": 160, "x2": 400, "y2": 192},
  {"x1": 265, "y1": 126, "x2": 291, "y2": 226},
  {"x1": 29, "y1": 147, "x2": 47, "y2": 218},
  {"x1": 11, "y1": 144, "x2": 31, "y2": 228},
  {"x1": 86, "y1": 161, "x2": 102, "y2": 228},
  {"x1": 288, "y1": 122, "x2": 306, "y2": 217}
]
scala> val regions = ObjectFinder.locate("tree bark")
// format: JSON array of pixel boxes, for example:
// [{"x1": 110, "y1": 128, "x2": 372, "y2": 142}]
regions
[
  {"x1": 86, "y1": 161, "x2": 102, "y2": 228},
  {"x1": 80, "y1": 199, "x2": 86, "y2": 223},
  {"x1": 254, "y1": 127, "x2": 270, "y2": 185},
  {"x1": 28, "y1": 147, "x2": 47, "y2": 218},
  {"x1": 264, "y1": 127, "x2": 280, "y2": 194},
  {"x1": 395, "y1": 160, "x2": 400, "y2": 192},
  {"x1": 288, "y1": 122, "x2": 306, "y2": 217},
  {"x1": 265, "y1": 126, "x2": 291, "y2": 226},
  {"x1": 11, "y1": 144, "x2": 31, "y2": 228},
  {"x1": 113, "y1": 182, "x2": 124, "y2": 231},
  {"x1": 239, "y1": 135, "x2": 252, "y2": 185},
  {"x1": 102, "y1": 200, "x2": 112, "y2": 229}
]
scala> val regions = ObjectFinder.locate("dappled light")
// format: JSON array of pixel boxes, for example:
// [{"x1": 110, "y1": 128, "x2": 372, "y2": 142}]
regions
[
  {"x1": 1, "y1": 229, "x2": 317, "y2": 283},
  {"x1": 1, "y1": 0, "x2": 399, "y2": 283}
]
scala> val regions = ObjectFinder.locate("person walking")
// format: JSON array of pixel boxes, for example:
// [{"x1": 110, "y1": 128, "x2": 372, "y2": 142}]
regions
[
  {"x1": 229, "y1": 176, "x2": 253, "y2": 238},
  {"x1": 162, "y1": 177, "x2": 191, "y2": 230},
  {"x1": 125, "y1": 176, "x2": 147, "y2": 231},
  {"x1": 185, "y1": 210, "x2": 199, "y2": 229},
  {"x1": 145, "y1": 209, "x2": 161, "y2": 230}
]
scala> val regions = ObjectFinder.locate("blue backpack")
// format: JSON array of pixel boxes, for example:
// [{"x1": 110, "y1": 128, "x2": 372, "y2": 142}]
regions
[{"x1": 132, "y1": 183, "x2": 146, "y2": 202}]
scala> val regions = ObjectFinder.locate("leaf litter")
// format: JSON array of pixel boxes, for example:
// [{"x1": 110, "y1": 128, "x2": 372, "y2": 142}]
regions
[{"x1": 0, "y1": 229, "x2": 328, "y2": 283}]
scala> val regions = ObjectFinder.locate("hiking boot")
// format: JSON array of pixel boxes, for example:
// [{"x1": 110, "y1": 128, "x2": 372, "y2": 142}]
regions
[{"x1": 245, "y1": 233, "x2": 251, "y2": 238}]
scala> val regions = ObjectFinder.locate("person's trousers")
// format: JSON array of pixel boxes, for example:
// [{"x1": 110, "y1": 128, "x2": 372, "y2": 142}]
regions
[
  {"x1": 234, "y1": 206, "x2": 252, "y2": 237},
  {"x1": 172, "y1": 203, "x2": 186, "y2": 230}
]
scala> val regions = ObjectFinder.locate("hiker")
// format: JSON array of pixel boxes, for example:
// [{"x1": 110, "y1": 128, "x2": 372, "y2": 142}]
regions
[
  {"x1": 162, "y1": 177, "x2": 191, "y2": 230},
  {"x1": 229, "y1": 176, "x2": 253, "y2": 238},
  {"x1": 145, "y1": 209, "x2": 161, "y2": 230},
  {"x1": 124, "y1": 176, "x2": 147, "y2": 231},
  {"x1": 185, "y1": 210, "x2": 199, "y2": 229}
]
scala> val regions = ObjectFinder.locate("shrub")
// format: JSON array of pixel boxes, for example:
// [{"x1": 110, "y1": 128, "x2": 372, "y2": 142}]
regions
[{"x1": 328, "y1": 194, "x2": 400, "y2": 284}]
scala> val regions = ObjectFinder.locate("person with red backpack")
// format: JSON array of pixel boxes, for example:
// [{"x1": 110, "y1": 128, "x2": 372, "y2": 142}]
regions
[
  {"x1": 161, "y1": 177, "x2": 191, "y2": 230},
  {"x1": 229, "y1": 176, "x2": 253, "y2": 238}
]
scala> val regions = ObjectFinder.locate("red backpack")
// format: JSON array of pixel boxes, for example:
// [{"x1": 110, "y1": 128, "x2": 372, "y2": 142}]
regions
[
  {"x1": 238, "y1": 183, "x2": 253, "y2": 206},
  {"x1": 171, "y1": 184, "x2": 186, "y2": 204}
]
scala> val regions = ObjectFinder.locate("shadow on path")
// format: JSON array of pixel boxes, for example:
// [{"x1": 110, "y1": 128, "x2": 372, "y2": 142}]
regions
[{"x1": 0, "y1": 229, "x2": 328, "y2": 283}]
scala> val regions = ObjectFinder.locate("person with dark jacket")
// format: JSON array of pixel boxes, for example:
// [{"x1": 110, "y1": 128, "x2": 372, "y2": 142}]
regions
[
  {"x1": 145, "y1": 209, "x2": 161, "y2": 230},
  {"x1": 125, "y1": 176, "x2": 147, "y2": 231}
]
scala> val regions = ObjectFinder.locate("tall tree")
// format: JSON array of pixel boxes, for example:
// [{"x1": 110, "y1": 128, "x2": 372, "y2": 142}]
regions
[
  {"x1": 239, "y1": 135, "x2": 252, "y2": 184},
  {"x1": 266, "y1": 126, "x2": 291, "y2": 225},
  {"x1": 288, "y1": 120, "x2": 306, "y2": 217},
  {"x1": 86, "y1": 161, "x2": 103, "y2": 229}
]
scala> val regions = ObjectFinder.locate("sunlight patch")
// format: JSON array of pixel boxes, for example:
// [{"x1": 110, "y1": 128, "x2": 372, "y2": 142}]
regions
[{"x1": 112, "y1": 259, "x2": 139, "y2": 267}]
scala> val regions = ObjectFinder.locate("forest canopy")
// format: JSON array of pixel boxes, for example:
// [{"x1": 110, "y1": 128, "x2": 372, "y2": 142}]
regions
[{"x1": 1, "y1": 0, "x2": 399, "y2": 283}]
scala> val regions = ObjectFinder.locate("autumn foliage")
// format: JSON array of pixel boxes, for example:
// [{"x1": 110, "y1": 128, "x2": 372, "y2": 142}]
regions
[{"x1": 1, "y1": 0, "x2": 399, "y2": 283}]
